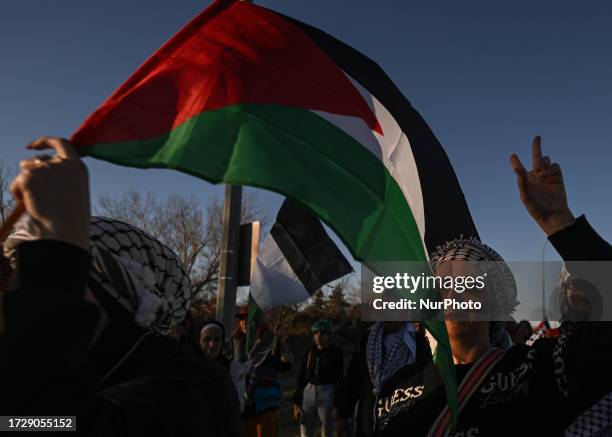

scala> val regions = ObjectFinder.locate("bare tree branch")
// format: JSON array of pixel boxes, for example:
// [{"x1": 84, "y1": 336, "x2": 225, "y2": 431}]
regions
[{"x1": 96, "y1": 189, "x2": 268, "y2": 305}]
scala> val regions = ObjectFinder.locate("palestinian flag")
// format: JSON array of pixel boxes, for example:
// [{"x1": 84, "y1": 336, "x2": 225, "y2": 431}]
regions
[
  {"x1": 72, "y1": 0, "x2": 479, "y2": 423},
  {"x1": 250, "y1": 198, "x2": 353, "y2": 310}
]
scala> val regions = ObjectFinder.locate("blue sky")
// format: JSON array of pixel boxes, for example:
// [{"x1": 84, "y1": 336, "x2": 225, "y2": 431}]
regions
[{"x1": 1, "y1": 0, "x2": 611, "y2": 264}]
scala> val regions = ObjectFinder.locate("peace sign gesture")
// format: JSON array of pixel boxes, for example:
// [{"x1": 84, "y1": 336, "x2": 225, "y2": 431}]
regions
[{"x1": 510, "y1": 136, "x2": 575, "y2": 236}]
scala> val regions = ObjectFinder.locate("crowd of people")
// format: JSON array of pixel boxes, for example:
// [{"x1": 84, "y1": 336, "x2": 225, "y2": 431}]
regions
[{"x1": 0, "y1": 135, "x2": 611, "y2": 436}]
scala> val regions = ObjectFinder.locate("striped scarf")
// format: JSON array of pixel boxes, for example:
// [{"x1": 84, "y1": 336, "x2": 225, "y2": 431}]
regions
[{"x1": 366, "y1": 322, "x2": 417, "y2": 397}]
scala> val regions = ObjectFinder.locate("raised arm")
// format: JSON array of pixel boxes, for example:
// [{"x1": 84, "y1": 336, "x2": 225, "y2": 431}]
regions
[
  {"x1": 0, "y1": 137, "x2": 97, "y2": 414},
  {"x1": 510, "y1": 136, "x2": 575, "y2": 236},
  {"x1": 510, "y1": 136, "x2": 611, "y2": 260}
]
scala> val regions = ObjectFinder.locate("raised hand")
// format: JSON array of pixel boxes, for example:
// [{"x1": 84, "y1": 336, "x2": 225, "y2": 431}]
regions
[
  {"x1": 10, "y1": 137, "x2": 90, "y2": 250},
  {"x1": 510, "y1": 136, "x2": 575, "y2": 236}
]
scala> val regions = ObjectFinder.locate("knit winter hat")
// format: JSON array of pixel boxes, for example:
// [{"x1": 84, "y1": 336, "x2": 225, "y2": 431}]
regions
[{"x1": 311, "y1": 319, "x2": 332, "y2": 335}]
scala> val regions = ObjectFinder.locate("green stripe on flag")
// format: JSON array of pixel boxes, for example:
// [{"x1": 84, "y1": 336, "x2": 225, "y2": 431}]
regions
[
  {"x1": 430, "y1": 320, "x2": 458, "y2": 426},
  {"x1": 84, "y1": 103, "x2": 426, "y2": 264}
]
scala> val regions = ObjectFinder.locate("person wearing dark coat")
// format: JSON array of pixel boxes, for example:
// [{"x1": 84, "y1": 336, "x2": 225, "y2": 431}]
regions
[
  {"x1": 293, "y1": 320, "x2": 344, "y2": 437},
  {"x1": 368, "y1": 136, "x2": 612, "y2": 436},
  {"x1": 0, "y1": 137, "x2": 240, "y2": 436},
  {"x1": 334, "y1": 323, "x2": 428, "y2": 437}
]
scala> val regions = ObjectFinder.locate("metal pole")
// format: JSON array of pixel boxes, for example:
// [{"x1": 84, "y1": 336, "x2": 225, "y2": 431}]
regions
[{"x1": 216, "y1": 184, "x2": 243, "y2": 334}]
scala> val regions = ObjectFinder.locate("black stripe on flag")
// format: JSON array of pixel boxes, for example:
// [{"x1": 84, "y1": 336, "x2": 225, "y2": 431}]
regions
[
  {"x1": 270, "y1": 198, "x2": 353, "y2": 294},
  {"x1": 279, "y1": 12, "x2": 479, "y2": 253}
]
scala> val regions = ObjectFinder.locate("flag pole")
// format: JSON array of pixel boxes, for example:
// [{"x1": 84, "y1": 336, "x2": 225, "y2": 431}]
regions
[
  {"x1": 216, "y1": 183, "x2": 243, "y2": 334},
  {"x1": 214, "y1": 0, "x2": 251, "y2": 335}
]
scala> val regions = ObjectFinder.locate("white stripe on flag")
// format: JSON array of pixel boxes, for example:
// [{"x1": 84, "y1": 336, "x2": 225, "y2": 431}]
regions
[
  {"x1": 250, "y1": 234, "x2": 311, "y2": 310},
  {"x1": 313, "y1": 75, "x2": 426, "y2": 255}
]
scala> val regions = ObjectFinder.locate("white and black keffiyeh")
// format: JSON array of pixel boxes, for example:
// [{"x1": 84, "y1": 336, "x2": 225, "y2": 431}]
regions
[
  {"x1": 366, "y1": 322, "x2": 417, "y2": 397},
  {"x1": 565, "y1": 393, "x2": 612, "y2": 437},
  {"x1": 558, "y1": 267, "x2": 612, "y2": 436},
  {"x1": 430, "y1": 237, "x2": 518, "y2": 348},
  {"x1": 4, "y1": 215, "x2": 193, "y2": 335},
  {"x1": 89, "y1": 217, "x2": 192, "y2": 334}
]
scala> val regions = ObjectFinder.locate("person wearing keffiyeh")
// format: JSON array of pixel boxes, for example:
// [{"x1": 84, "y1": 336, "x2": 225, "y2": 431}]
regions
[
  {"x1": 3, "y1": 213, "x2": 242, "y2": 437},
  {"x1": 334, "y1": 322, "x2": 427, "y2": 437},
  {"x1": 429, "y1": 236, "x2": 518, "y2": 352},
  {"x1": 366, "y1": 322, "x2": 417, "y2": 399},
  {"x1": 373, "y1": 226, "x2": 610, "y2": 436},
  {"x1": 373, "y1": 137, "x2": 612, "y2": 436},
  {"x1": 5, "y1": 214, "x2": 194, "y2": 336},
  {"x1": 0, "y1": 136, "x2": 241, "y2": 436}
]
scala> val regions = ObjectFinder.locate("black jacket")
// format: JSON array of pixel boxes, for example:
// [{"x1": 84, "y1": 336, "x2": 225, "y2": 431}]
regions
[
  {"x1": 293, "y1": 343, "x2": 344, "y2": 405},
  {"x1": 0, "y1": 240, "x2": 241, "y2": 436},
  {"x1": 548, "y1": 215, "x2": 612, "y2": 261},
  {"x1": 334, "y1": 329, "x2": 431, "y2": 437}
]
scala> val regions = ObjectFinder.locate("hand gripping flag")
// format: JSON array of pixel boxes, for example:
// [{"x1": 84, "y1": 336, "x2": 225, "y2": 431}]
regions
[{"x1": 72, "y1": 0, "x2": 480, "y2": 424}]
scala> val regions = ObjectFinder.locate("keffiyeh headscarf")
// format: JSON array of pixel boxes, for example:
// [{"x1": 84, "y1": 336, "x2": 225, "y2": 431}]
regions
[
  {"x1": 366, "y1": 322, "x2": 417, "y2": 397},
  {"x1": 4, "y1": 215, "x2": 193, "y2": 335},
  {"x1": 430, "y1": 237, "x2": 518, "y2": 349},
  {"x1": 557, "y1": 265, "x2": 602, "y2": 323}
]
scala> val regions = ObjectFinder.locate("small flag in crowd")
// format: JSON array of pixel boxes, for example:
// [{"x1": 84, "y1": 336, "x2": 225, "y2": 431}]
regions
[{"x1": 250, "y1": 198, "x2": 353, "y2": 310}]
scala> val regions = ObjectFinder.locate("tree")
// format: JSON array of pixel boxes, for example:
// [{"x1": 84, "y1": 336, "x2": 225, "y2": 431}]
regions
[
  {"x1": 327, "y1": 283, "x2": 350, "y2": 323},
  {"x1": 97, "y1": 189, "x2": 268, "y2": 305},
  {"x1": 0, "y1": 161, "x2": 15, "y2": 223},
  {"x1": 305, "y1": 289, "x2": 327, "y2": 321}
]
